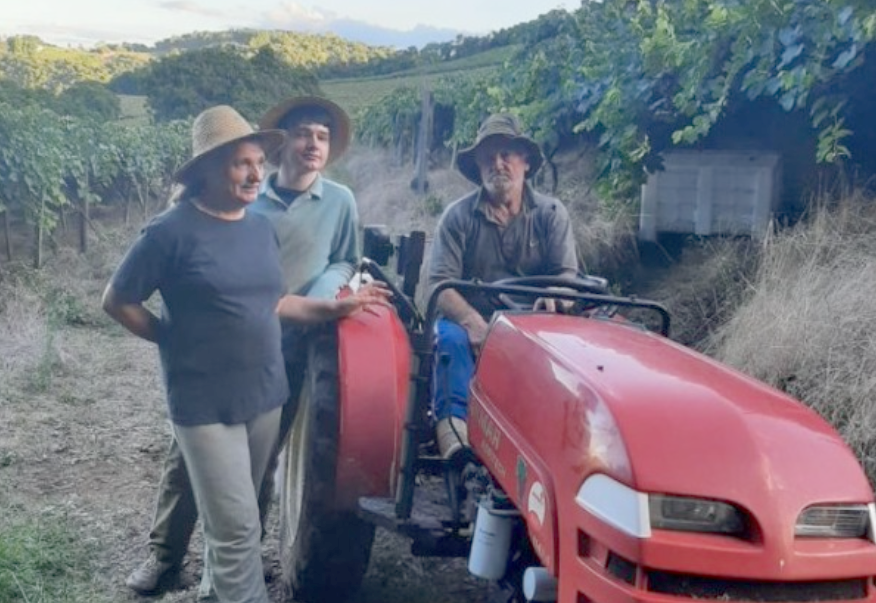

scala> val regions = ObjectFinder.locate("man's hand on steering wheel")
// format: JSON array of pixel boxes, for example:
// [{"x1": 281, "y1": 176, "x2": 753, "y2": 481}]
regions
[{"x1": 533, "y1": 286, "x2": 576, "y2": 313}]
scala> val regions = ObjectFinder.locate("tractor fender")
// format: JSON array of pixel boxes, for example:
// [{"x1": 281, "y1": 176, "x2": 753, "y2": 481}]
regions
[{"x1": 334, "y1": 305, "x2": 411, "y2": 509}]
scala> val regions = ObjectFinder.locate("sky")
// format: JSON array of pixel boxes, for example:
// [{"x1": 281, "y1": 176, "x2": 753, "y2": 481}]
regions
[{"x1": 1, "y1": 0, "x2": 575, "y2": 49}]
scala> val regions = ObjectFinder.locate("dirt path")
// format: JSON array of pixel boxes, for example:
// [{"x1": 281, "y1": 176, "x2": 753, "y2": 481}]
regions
[{"x1": 0, "y1": 320, "x2": 493, "y2": 602}]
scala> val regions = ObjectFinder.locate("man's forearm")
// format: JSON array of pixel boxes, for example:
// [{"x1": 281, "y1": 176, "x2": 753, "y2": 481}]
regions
[
  {"x1": 306, "y1": 262, "x2": 355, "y2": 299},
  {"x1": 437, "y1": 288, "x2": 479, "y2": 324},
  {"x1": 437, "y1": 288, "x2": 489, "y2": 350}
]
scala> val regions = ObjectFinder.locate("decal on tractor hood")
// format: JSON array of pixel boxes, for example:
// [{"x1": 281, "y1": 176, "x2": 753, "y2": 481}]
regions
[
  {"x1": 516, "y1": 457, "x2": 527, "y2": 503},
  {"x1": 528, "y1": 481, "x2": 546, "y2": 526}
]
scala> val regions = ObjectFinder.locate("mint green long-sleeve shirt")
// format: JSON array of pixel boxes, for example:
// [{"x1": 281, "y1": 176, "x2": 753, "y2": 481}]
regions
[{"x1": 250, "y1": 173, "x2": 360, "y2": 300}]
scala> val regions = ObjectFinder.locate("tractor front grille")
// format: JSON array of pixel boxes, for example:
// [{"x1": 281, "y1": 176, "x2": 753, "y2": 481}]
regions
[{"x1": 647, "y1": 571, "x2": 868, "y2": 602}]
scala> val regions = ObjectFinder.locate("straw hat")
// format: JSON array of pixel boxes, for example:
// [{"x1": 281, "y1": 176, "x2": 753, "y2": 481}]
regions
[
  {"x1": 258, "y1": 96, "x2": 351, "y2": 163},
  {"x1": 173, "y1": 105, "x2": 286, "y2": 184},
  {"x1": 456, "y1": 113, "x2": 544, "y2": 185}
]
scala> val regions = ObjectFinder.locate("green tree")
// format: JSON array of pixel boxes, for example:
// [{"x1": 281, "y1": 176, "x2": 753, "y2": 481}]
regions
[
  {"x1": 139, "y1": 46, "x2": 319, "y2": 121},
  {"x1": 55, "y1": 82, "x2": 121, "y2": 121}
]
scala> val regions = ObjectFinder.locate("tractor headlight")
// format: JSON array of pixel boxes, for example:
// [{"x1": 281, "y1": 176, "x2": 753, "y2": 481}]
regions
[
  {"x1": 649, "y1": 494, "x2": 745, "y2": 535},
  {"x1": 795, "y1": 504, "x2": 871, "y2": 539}
]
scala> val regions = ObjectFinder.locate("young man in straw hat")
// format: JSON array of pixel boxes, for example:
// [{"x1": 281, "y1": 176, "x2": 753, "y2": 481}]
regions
[
  {"x1": 427, "y1": 113, "x2": 579, "y2": 460},
  {"x1": 105, "y1": 105, "x2": 386, "y2": 603},
  {"x1": 124, "y1": 97, "x2": 361, "y2": 597}
]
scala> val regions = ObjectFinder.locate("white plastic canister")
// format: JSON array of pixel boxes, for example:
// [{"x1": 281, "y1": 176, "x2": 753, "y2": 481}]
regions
[{"x1": 468, "y1": 497, "x2": 516, "y2": 580}]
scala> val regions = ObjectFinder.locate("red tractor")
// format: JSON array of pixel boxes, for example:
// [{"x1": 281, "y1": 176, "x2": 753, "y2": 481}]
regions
[{"x1": 276, "y1": 228, "x2": 876, "y2": 603}]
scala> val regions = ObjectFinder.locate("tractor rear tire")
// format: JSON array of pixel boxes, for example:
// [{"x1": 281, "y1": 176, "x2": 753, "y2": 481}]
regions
[{"x1": 279, "y1": 327, "x2": 376, "y2": 603}]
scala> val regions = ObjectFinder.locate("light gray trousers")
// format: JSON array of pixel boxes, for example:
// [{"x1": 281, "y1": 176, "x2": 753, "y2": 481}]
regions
[{"x1": 173, "y1": 406, "x2": 281, "y2": 603}]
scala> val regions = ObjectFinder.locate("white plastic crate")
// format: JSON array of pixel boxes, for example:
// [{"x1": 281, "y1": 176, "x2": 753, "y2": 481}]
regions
[{"x1": 639, "y1": 150, "x2": 782, "y2": 241}]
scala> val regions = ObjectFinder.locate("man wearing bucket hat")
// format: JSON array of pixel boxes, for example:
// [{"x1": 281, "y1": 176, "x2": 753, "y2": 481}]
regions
[
  {"x1": 113, "y1": 100, "x2": 380, "y2": 594},
  {"x1": 427, "y1": 113, "x2": 579, "y2": 460}
]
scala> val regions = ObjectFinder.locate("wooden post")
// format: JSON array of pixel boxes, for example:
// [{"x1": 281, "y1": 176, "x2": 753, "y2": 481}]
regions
[
  {"x1": 34, "y1": 220, "x2": 43, "y2": 269},
  {"x1": 3, "y1": 210, "x2": 11, "y2": 262},
  {"x1": 414, "y1": 87, "x2": 432, "y2": 196},
  {"x1": 79, "y1": 195, "x2": 89, "y2": 254}
]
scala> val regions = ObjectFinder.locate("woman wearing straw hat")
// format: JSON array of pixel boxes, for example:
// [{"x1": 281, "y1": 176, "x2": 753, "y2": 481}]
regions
[{"x1": 101, "y1": 105, "x2": 387, "y2": 603}]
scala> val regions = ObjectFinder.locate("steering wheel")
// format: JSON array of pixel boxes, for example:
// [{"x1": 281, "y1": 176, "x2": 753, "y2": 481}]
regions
[{"x1": 491, "y1": 275, "x2": 610, "y2": 312}]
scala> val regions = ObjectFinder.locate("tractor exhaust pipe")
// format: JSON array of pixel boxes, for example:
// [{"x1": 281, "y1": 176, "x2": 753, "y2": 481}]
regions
[{"x1": 523, "y1": 567, "x2": 558, "y2": 602}]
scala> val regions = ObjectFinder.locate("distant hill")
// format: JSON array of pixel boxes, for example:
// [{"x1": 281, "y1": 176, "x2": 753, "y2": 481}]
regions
[
  {"x1": 321, "y1": 45, "x2": 518, "y2": 116},
  {"x1": 0, "y1": 17, "x2": 540, "y2": 119}
]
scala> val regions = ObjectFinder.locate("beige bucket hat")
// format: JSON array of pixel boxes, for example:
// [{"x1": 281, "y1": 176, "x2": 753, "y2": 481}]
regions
[
  {"x1": 456, "y1": 113, "x2": 544, "y2": 185},
  {"x1": 173, "y1": 105, "x2": 286, "y2": 184},
  {"x1": 258, "y1": 96, "x2": 351, "y2": 163}
]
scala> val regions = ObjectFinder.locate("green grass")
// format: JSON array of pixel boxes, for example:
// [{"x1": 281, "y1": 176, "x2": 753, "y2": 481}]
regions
[
  {"x1": 0, "y1": 510, "x2": 109, "y2": 603},
  {"x1": 321, "y1": 45, "x2": 518, "y2": 116},
  {"x1": 117, "y1": 94, "x2": 150, "y2": 125}
]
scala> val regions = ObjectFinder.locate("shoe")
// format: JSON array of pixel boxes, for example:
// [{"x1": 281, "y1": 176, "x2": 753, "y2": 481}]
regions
[
  {"x1": 437, "y1": 417, "x2": 469, "y2": 460},
  {"x1": 125, "y1": 553, "x2": 179, "y2": 595}
]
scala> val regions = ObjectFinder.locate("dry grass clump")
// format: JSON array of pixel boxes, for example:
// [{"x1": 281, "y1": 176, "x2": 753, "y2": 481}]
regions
[
  {"x1": 711, "y1": 191, "x2": 876, "y2": 478},
  {"x1": 644, "y1": 238, "x2": 758, "y2": 349},
  {"x1": 0, "y1": 271, "x2": 49, "y2": 385},
  {"x1": 570, "y1": 204, "x2": 640, "y2": 286},
  {"x1": 0, "y1": 224, "x2": 131, "y2": 393},
  {"x1": 551, "y1": 145, "x2": 641, "y2": 285},
  {"x1": 336, "y1": 145, "x2": 470, "y2": 237}
]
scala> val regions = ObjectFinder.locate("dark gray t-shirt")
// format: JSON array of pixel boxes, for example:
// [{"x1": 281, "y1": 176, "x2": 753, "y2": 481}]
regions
[
  {"x1": 428, "y1": 185, "x2": 579, "y2": 317},
  {"x1": 110, "y1": 200, "x2": 289, "y2": 426}
]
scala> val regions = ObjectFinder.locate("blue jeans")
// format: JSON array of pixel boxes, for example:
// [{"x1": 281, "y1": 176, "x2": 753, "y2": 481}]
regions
[{"x1": 432, "y1": 319, "x2": 475, "y2": 421}]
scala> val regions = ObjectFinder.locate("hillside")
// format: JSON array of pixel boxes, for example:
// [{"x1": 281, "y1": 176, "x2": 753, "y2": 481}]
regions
[{"x1": 321, "y1": 45, "x2": 516, "y2": 116}]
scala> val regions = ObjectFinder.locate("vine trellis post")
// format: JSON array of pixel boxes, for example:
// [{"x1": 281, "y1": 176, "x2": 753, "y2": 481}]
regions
[{"x1": 413, "y1": 85, "x2": 433, "y2": 196}]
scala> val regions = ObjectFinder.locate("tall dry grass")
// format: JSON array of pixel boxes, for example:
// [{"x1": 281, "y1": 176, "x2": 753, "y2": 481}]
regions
[
  {"x1": 711, "y1": 191, "x2": 876, "y2": 479},
  {"x1": 644, "y1": 238, "x2": 758, "y2": 349},
  {"x1": 335, "y1": 145, "x2": 471, "y2": 237},
  {"x1": 0, "y1": 223, "x2": 132, "y2": 393}
]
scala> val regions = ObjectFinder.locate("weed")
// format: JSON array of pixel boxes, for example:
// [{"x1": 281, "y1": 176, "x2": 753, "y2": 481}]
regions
[
  {"x1": 0, "y1": 510, "x2": 110, "y2": 603},
  {"x1": 45, "y1": 288, "x2": 91, "y2": 327},
  {"x1": 422, "y1": 194, "x2": 444, "y2": 217},
  {"x1": 0, "y1": 449, "x2": 17, "y2": 468}
]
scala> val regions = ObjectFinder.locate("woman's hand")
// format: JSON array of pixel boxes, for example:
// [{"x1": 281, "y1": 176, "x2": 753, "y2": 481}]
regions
[
  {"x1": 277, "y1": 282, "x2": 393, "y2": 323},
  {"x1": 335, "y1": 281, "x2": 393, "y2": 317}
]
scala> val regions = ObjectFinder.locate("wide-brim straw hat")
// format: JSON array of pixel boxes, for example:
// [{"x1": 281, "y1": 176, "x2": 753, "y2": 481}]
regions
[
  {"x1": 258, "y1": 96, "x2": 351, "y2": 164},
  {"x1": 173, "y1": 105, "x2": 286, "y2": 184},
  {"x1": 456, "y1": 113, "x2": 544, "y2": 185}
]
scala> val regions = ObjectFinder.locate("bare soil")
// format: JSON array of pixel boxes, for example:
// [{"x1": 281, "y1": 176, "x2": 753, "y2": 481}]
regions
[{"x1": 0, "y1": 319, "x2": 496, "y2": 603}]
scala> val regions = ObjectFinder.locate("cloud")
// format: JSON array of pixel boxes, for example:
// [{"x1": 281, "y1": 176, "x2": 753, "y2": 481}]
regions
[
  {"x1": 0, "y1": 22, "x2": 161, "y2": 47},
  {"x1": 325, "y1": 20, "x2": 459, "y2": 48},
  {"x1": 263, "y1": 1, "x2": 337, "y2": 26},
  {"x1": 253, "y1": 2, "x2": 460, "y2": 48},
  {"x1": 157, "y1": 1, "x2": 229, "y2": 19}
]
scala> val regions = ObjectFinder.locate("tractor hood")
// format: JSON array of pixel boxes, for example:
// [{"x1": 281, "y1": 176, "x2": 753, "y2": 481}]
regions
[{"x1": 473, "y1": 313, "x2": 873, "y2": 515}]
